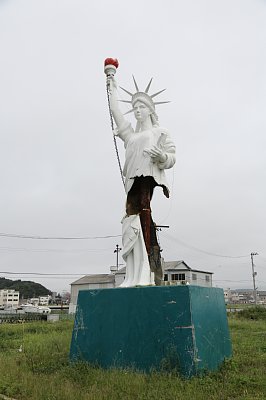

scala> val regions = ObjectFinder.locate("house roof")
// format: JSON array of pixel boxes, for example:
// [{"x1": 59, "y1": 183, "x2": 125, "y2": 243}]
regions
[
  {"x1": 71, "y1": 274, "x2": 115, "y2": 286},
  {"x1": 190, "y1": 269, "x2": 213, "y2": 275},
  {"x1": 164, "y1": 260, "x2": 191, "y2": 270},
  {"x1": 164, "y1": 260, "x2": 213, "y2": 274}
]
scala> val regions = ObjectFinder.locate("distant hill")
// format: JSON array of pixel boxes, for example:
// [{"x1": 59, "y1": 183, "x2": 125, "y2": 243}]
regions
[{"x1": 0, "y1": 277, "x2": 52, "y2": 299}]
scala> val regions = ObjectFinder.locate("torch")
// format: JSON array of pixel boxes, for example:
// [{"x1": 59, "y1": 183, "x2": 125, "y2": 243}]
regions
[
  {"x1": 104, "y1": 57, "x2": 119, "y2": 92},
  {"x1": 104, "y1": 57, "x2": 119, "y2": 77}
]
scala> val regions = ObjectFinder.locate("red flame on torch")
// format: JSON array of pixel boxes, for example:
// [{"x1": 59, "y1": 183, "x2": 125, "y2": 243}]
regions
[{"x1": 104, "y1": 58, "x2": 119, "y2": 69}]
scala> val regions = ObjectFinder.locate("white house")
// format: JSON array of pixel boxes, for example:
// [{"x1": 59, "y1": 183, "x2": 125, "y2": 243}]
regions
[
  {"x1": 0, "y1": 289, "x2": 20, "y2": 308},
  {"x1": 163, "y1": 260, "x2": 213, "y2": 287}
]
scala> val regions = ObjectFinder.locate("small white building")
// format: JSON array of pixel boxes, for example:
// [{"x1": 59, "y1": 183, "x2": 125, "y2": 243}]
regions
[
  {"x1": 38, "y1": 296, "x2": 50, "y2": 306},
  {"x1": 26, "y1": 296, "x2": 50, "y2": 306},
  {"x1": 223, "y1": 288, "x2": 231, "y2": 304},
  {"x1": 69, "y1": 274, "x2": 116, "y2": 314},
  {"x1": 69, "y1": 268, "x2": 127, "y2": 313},
  {"x1": 258, "y1": 291, "x2": 266, "y2": 304},
  {"x1": 0, "y1": 289, "x2": 20, "y2": 308},
  {"x1": 29, "y1": 298, "x2": 40, "y2": 306},
  {"x1": 163, "y1": 260, "x2": 213, "y2": 287}
]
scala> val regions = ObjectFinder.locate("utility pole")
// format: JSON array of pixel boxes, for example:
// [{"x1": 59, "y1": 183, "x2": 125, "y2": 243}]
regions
[
  {"x1": 114, "y1": 244, "x2": 122, "y2": 271},
  {"x1": 250, "y1": 252, "x2": 258, "y2": 304}
]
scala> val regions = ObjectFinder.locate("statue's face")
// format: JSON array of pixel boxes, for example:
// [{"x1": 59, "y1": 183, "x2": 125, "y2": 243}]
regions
[{"x1": 133, "y1": 101, "x2": 151, "y2": 122}]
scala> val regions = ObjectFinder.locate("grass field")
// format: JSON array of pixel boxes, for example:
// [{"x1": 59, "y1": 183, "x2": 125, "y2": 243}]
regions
[{"x1": 0, "y1": 309, "x2": 265, "y2": 400}]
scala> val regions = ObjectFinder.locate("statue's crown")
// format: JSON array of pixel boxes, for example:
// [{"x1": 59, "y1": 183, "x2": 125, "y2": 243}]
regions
[{"x1": 119, "y1": 76, "x2": 169, "y2": 115}]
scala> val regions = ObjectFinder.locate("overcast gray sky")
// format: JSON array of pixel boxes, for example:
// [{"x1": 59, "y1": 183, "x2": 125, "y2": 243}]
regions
[{"x1": 0, "y1": 0, "x2": 265, "y2": 293}]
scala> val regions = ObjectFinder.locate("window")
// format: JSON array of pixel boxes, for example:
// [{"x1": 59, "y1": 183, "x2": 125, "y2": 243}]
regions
[
  {"x1": 171, "y1": 273, "x2": 185, "y2": 281},
  {"x1": 205, "y1": 275, "x2": 210, "y2": 282},
  {"x1": 164, "y1": 274, "x2": 168, "y2": 281},
  {"x1": 192, "y1": 273, "x2": 197, "y2": 281}
]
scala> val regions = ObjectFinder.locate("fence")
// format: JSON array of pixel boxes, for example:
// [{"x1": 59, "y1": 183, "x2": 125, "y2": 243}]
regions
[{"x1": 0, "y1": 313, "x2": 47, "y2": 324}]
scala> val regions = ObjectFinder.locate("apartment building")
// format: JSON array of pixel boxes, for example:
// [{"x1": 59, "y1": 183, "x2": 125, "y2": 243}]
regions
[{"x1": 0, "y1": 289, "x2": 20, "y2": 308}]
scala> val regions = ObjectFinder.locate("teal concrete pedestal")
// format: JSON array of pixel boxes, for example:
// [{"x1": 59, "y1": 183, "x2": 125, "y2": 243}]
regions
[{"x1": 70, "y1": 286, "x2": 232, "y2": 377}]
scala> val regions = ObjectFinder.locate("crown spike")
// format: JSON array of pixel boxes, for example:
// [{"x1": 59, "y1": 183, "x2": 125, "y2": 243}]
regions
[
  {"x1": 150, "y1": 88, "x2": 166, "y2": 98},
  {"x1": 132, "y1": 75, "x2": 139, "y2": 92},
  {"x1": 145, "y1": 78, "x2": 153, "y2": 93},
  {"x1": 154, "y1": 101, "x2": 171, "y2": 105},
  {"x1": 119, "y1": 86, "x2": 133, "y2": 96},
  {"x1": 118, "y1": 100, "x2": 132, "y2": 104}
]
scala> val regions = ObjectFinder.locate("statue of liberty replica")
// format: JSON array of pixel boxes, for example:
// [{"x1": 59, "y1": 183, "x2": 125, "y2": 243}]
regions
[
  {"x1": 105, "y1": 58, "x2": 176, "y2": 287},
  {"x1": 70, "y1": 59, "x2": 231, "y2": 377}
]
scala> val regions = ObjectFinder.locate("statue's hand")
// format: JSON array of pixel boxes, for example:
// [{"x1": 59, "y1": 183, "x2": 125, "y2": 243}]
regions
[{"x1": 146, "y1": 145, "x2": 167, "y2": 163}]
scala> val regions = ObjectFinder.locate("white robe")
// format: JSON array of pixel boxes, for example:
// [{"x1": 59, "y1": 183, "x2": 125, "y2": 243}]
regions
[
  {"x1": 120, "y1": 214, "x2": 154, "y2": 287},
  {"x1": 115, "y1": 123, "x2": 176, "y2": 287}
]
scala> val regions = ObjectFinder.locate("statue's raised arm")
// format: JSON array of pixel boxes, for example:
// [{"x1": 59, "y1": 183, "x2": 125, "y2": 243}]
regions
[{"x1": 107, "y1": 74, "x2": 128, "y2": 130}]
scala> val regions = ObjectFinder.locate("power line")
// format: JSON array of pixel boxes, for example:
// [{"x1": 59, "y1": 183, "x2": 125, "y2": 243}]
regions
[
  {"x1": 0, "y1": 276, "x2": 82, "y2": 280},
  {"x1": 0, "y1": 271, "x2": 92, "y2": 276},
  {"x1": 162, "y1": 232, "x2": 250, "y2": 259},
  {"x1": 0, "y1": 233, "x2": 121, "y2": 240},
  {"x1": 0, "y1": 246, "x2": 113, "y2": 253},
  {"x1": 0, "y1": 232, "x2": 262, "y2": 261}
]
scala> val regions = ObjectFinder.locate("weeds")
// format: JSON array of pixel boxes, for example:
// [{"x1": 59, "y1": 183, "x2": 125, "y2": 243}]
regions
[
  {"x1": 0, "y1": 317, "x2": 265, "y2": 399},
  {"x1": 235, "y1": 306, "x2": 266, "y2": 320}
]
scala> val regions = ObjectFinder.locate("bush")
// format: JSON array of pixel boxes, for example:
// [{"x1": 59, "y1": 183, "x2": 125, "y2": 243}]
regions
[{"x1": 236, "y1": 306, "x2": 266, "y2": 320}]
